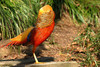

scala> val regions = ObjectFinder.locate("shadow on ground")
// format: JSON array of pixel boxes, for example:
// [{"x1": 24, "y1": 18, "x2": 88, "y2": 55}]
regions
[{"x1": 0, "y1": 57, "x2": 54, "y2": 67}]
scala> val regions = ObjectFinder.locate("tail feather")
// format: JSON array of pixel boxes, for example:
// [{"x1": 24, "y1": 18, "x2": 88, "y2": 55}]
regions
[
  {"x1": 5, "y1": 41, "x2": 15, "y2": 48},
  {"x1": 10, "y1": 41, "x2": 15, "y2": 46},
  {"x1": 0, "y1": 40, "x2": 11, "y2": 48},
  {"x1": 10, "y1": 41, "x2": 17, "y2": 46},
  {"x1": 0, "y1": 40, "x2": 21, "y2": 48},
  {"x1": 0, "y1": 44, "x2": 6, "y2": 48}
]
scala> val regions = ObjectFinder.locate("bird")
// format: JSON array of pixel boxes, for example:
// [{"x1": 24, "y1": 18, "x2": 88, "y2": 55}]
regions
[{"x1": 0, "y1": 5, "x2": 55, "y2": 63}]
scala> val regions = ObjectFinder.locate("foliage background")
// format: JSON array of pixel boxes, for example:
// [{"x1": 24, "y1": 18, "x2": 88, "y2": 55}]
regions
[{"x1": 0, "y1": 0, "x2": 100, "y2": 66}]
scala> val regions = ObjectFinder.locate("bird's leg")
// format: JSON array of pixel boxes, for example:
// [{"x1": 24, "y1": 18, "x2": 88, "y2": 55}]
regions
[
  {"x1": 33, "y1": 53, "x2": 44, "y2": 64},
  {"x1": 32, "y1": 46, "x2": 39, "y2": 63},
  {"x1": 32, "y1": 46, "x2": 44, "y2": 64},
  {"x1": 33, "y1": 53, "x2": 39, "y2": 63}
]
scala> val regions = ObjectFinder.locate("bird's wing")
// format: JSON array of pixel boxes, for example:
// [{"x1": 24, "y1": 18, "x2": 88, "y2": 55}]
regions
[{"x1": 10, "y1": 26, "x2": 34, "y2": 44}]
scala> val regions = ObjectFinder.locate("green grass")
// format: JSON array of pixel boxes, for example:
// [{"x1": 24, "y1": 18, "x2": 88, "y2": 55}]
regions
[
  {"x1": 64, "y1": 1, "x2": 100, "y2": 66},
  {"x1": 0, "y1": 0, "x2": 99, "y2": 38},
  {"x1": 0, "y1": 0, "x2": 39, "y2": 39},
  {"x1": 0, "y1": 0, "x2": 100, "y2": 66},
  {"x1": 73, "y1": 24, "x2": 100, "y2": 66},
  {"x1": 0, "y1": 0, "x2": 64, "y2": 39},
  {"x1": 64, "y1": 0, "x2": 100, "y2": 24}
]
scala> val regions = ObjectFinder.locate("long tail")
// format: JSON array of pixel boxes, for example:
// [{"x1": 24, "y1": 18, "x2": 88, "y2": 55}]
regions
[
  {"x1": 0, "y1": 40, "x2": 21, "y2": 48},
  {"x1": 0, "y1": 27, "x2": 34, "y2": 48}
]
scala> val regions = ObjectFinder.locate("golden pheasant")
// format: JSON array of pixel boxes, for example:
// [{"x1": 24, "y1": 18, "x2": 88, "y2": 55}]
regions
[{"x1": 0, "y1": 5, "x2": 55, "y2": 63}]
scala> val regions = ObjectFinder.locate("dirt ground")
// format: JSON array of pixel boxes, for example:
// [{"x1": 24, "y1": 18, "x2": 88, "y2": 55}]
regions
[{"x1": 0, "y1": 13, "x2": 80, "y2": 63}]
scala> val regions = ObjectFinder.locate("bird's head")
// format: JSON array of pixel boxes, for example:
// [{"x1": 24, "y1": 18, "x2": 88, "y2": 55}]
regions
[{"x1": 36, "y1": 5, "x2": 55, "y2": 28}]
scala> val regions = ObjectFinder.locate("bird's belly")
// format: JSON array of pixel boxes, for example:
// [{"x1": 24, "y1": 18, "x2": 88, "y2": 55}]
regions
[{"x1": 31, "y1": 22, "x2": 54, "y2": 47}]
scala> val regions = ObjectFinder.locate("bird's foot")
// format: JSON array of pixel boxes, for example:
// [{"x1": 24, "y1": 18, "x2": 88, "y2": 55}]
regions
[
  {"x1": 35, "y1": 62, "x2": 45, "y2": 64},
  {"x1": 33, "y1": 53, "x2": 45, "y2": 64}
]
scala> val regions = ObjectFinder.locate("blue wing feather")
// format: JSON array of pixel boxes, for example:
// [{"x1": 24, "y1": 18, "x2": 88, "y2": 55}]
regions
[{"x1": 27, "y1": 32, "x2": 31, "y2": 42}]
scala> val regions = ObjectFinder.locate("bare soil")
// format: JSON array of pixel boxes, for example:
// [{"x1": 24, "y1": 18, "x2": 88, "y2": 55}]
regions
[{"x1": 0, "y1": 13, "x2": 80, "y2": 63}]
